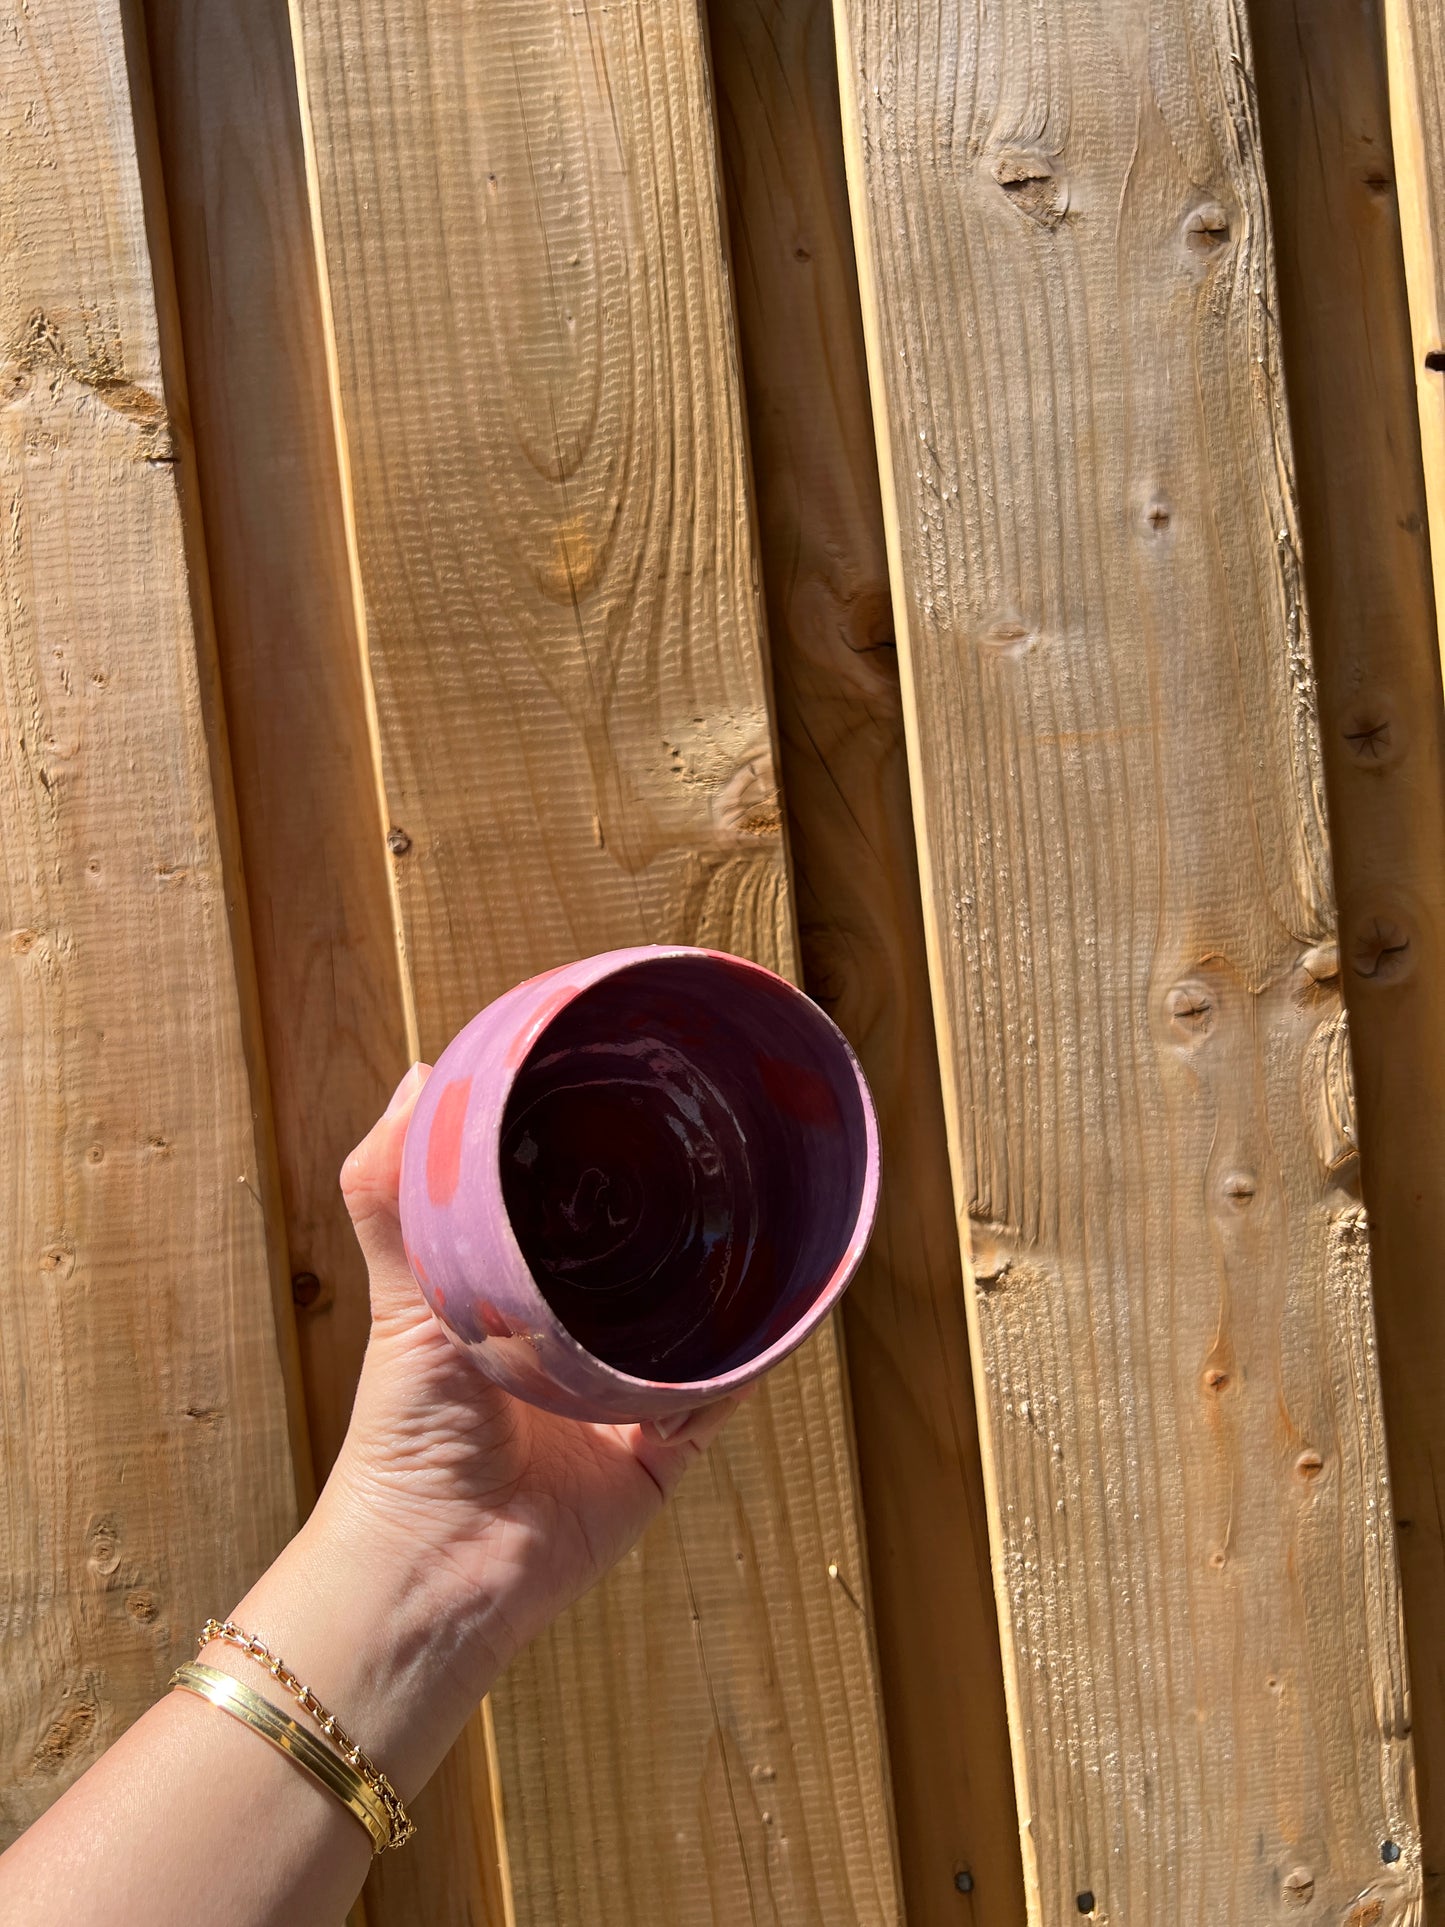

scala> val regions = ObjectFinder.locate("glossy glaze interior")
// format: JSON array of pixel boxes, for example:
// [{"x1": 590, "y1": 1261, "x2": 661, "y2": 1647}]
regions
[{"x1": 499, "y1": 955, "x2": 868, "y2": 1381}]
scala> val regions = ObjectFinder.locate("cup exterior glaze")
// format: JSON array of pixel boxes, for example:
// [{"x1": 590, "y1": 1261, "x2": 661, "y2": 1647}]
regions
[{"x1": 397, "y1": 945, "x2": 880, "y2": 1422}]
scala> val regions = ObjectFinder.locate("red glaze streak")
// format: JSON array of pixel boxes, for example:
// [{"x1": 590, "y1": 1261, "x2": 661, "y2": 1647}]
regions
[
  {"x1": 426, "y1": 1075, "x2": 473, "y2": 1206},
  {"x1": 504, "y1": 981, "x2": 581, "y2": 1070},
  {"x1": 757, "y1": 1053, "x2": 838, "y2": 1127}
]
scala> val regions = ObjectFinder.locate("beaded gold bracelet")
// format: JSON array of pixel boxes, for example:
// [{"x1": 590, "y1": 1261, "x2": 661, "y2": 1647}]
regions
[{"x1": 188, "y1": 1618, "x2": 415, "y2": 1851}]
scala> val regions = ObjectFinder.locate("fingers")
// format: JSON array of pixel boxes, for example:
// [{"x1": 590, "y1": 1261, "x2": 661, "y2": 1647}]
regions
[
  {"x1": 341, "y1": 1063, "x2": 431, "y2": 1218},
  {"x1": 627, "y1": 1392, "x2": 751, "y2": 1498},
  {"x1": 644, "y1": 1375, "x2": 757, "y2": 1449},
  {"x1": 644, "y1": 1404, "x2": 732, "y2": 1448},
  {"x1": 340, "y1": 1062, "x2": 432, "y2": 1318}
]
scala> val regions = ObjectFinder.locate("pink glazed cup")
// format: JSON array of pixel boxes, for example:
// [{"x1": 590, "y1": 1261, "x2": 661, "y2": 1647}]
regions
[{"x1": 397, "y1": 945, "x2": 880, "y2": 1422}]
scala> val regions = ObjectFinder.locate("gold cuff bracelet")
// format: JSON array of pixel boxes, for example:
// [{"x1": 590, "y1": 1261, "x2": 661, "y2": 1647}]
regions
[{"x1": 170, "y1": 1662, "x2": 392, "y2": 1853}]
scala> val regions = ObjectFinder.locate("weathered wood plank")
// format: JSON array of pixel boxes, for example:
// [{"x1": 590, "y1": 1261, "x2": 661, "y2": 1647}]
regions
[
  {"x1": 142, "y1": 0, "x2": 409, "y2": 1494},
  {"x1": 1251, "y1": 0, "x2": 1445, "y2": 1906},
  {"x1": 834, "y1": 0, "x2": 1419, "y2": 1917},
  {"x1": 141, "y1": 9, "x2": 421, "y2": 1918},
  {"x1": 1385, "y1": 0, "x2": 1445, "y2": 681},
  {"x1": 289, "y1": 0, "x2": 902, "y2": 1921},
  {"x1": 0, "y1": 0, "x2": 299, "y2": 1841},
  {"x1": 709, "y1": 2, "x2": 1023, "y2": 1919}
]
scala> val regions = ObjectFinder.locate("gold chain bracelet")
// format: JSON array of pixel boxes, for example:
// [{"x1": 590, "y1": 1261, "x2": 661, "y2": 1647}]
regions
[{"x1": 196, "y1": 1618, "x2": 415, "y2": 1850}]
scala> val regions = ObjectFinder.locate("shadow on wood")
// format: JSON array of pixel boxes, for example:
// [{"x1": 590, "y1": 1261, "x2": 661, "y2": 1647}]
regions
[{"x1": 710, "y1": 2, "x2": 1025, "y2": 1919}]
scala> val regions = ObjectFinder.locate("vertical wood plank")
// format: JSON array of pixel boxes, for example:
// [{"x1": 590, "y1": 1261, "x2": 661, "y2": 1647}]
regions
[
  {"x1": 708, "y1": 2, "x2": 1024, "y2": 1920},
  {"x1": 0, "y1": 0, "x2": 298, "y2": 1840},
  {"x1": 834, "y1": 0, "x2": 1420, "y2": 1917},
  {"x1": 141, "y1": 0, "x2": 410, "y2": 1488},
  {"x1": 1250, "y1": 0, "x2": 1445, "y2": 1907},
  {"x1": 289, "y1": 1, "x2": 902, "y2": 1922},
  {"x1": 140, "y1": 8, "x2": 420, "y2": 1916},
  {"x1": 1384, "y1": 0, "x2": 1445, "y2": 678}
]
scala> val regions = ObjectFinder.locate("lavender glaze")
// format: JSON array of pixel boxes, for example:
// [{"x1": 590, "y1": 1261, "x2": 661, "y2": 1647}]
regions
[{"x1": 398, "y1": 946, "x2": 879, "y2": 1422}]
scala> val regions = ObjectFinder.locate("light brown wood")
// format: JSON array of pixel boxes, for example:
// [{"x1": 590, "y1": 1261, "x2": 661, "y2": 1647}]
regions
[
  {"x1": 0, "y1": 0, "x2": 298, "y2": 1841},
  {"x1": 1384, "y1": 0, "x2": 1445, "y2": 683},
  {"x1": 1250, "y1": 0, "x2": 1445, "y2": 1909},
  {"x1": 708, "y1": 2, "x2": 1024, "y2": 1920},
  {"x1": 289, "y1": 0, "x2": 902, "y2": 1921},
  {"x1": 141, "y1": 0, "x2": 409, "y2": 1488},
  {"x1": 834, "y1": 0, "x2": 1420, "y2": 1917},
  {"x1": 140, "y1": 11, "x2": 417, "y2": 1918}
]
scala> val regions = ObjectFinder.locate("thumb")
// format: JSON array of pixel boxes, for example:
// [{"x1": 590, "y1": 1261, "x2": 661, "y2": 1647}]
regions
[{"x1": 340, "y1": 1061, "x2": 432, "y2": 1320}]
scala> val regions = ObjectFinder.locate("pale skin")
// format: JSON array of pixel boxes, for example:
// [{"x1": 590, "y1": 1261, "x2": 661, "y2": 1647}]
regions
[{"x1": 0, "y1": 1063, "x2": 744, "y2": 1925}]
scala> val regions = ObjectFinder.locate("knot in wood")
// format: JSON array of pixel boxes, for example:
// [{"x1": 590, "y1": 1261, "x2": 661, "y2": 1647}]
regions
[
  {"x1": 1349, "y1": 913, "x2": 1413, "y2": 984},
  {"x1": 1141, "y1": 496, "x2": 1172, "y2": 536},
  {"x1": 1340, "y1": 698, "x2": 1402, "y2": 770},
  {"x1": 991, "y1": 150, "x2": 1067, "y2": 230},
  {"x1": 291, "y1": 1270, "x2": 323, "y2": 1309},
  {"x1": 978, "y1": 616, "x2": 1035, "y2": 658},
  {"x1": 1163, "y1": 981, "x2": 1213, "y2": 1041},
  {"x1": 712, "y1": 751, "x2": 782, "y2": 842},
  {"x1": 1183, "y1": 202, "x2": 1231, "y2": 253},
  {"x1": 1300, "y1": 940, "x2": 1339, "y2": 985},
  {"x1": 1282, "y1": 1867, "x2": 1315, "y2": 1905},
  {"x1": 87, "y1": 1513, "x2": 122, "y2": 1576}
]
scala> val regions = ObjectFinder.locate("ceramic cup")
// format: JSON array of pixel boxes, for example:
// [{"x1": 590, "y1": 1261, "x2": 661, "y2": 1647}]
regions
[{"x1": 397, "y1": 945, "x2": 880, "y2": 1421}]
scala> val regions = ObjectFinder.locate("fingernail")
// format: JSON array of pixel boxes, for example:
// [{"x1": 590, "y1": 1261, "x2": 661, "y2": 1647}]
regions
[
  {"x1": 385, "y1": 1063, "x2": 423, "y2": 1117},
  {"x1": 649, "y1": 1409, "x2": 693, "y2": 1441}
]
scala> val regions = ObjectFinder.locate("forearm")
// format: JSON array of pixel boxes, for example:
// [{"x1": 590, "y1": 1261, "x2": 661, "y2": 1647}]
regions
[
  {"x1": 0, "y1": 1062, "x2": 729, "y2": 1926},
  {"x1": 0, "y1": 1460, "x2": 505, "y2": 1927}
]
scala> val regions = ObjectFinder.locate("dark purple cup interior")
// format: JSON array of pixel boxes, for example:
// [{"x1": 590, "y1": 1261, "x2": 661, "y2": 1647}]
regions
[{"x1": 497, "y1": 955, "x2": 869, "y2": 1383}]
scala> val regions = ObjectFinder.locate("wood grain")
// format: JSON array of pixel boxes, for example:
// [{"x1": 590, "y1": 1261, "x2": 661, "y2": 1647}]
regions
[
  {"x1": 834, "y1": 0, "x2": 1420, "y2": 1917},
  {"x1": 709, "y1": 2, "x2": 1023, "y2": 1920},
  {"x1": 140, "y1": 13, "x2": 415, "y2": 1917},
  {"x1": 1249, "y1": 0, "x2": 1445, "y2": 1907},
  {"x1": 290, "y1": 0, "x2": 902, "y2": 1921},
  {"x1": 141, "y1": 0, "x2": 409, "y2": 1486},
  {"x1": 1384, "y1": 0, "x2": 1445, "y2": 680},
  {"x1": 0, "y1": 0, "x2": 298, "y2": 1842}
]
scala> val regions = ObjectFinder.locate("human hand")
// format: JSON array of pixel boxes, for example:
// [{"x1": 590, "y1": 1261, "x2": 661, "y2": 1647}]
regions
[
  {"x1": 0, "y1": 1066, "x2": 750, "y2": 1927},
  {"x1": 325, "y1": 1062, "x2": 746, "y2": 1695}
]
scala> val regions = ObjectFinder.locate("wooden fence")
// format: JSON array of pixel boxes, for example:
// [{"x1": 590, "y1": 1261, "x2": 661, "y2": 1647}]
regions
[{"x1": 5, "y1": 0, "x2": 1445, "y2": 1921}]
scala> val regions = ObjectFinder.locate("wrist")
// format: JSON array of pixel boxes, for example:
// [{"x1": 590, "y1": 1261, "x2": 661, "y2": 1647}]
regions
[{"x1": 211, "y1": 1460, "x2": 506, "y2": 1803}]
